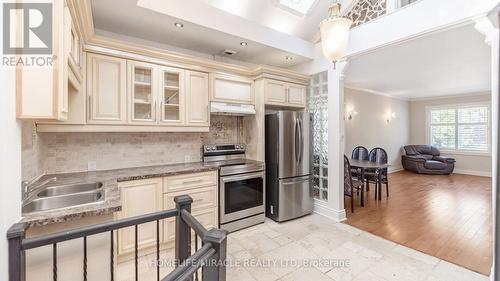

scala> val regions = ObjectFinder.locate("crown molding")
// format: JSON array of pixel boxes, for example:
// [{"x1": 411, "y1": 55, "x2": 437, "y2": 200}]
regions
[
  {"x1": 344, "y1": 86, "x2": 410, "y2": 101},
  {"x1": 408, "y1": 91, "x2": 491, "y2": 102},
  {"x1": 68, "y1": 0, "x2": 310, "y2": 85}
]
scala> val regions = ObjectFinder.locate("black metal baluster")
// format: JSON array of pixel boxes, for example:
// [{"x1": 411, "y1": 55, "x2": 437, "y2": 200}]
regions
[
  {"x1": 194, "y1": 233, "x2": 199, "y2": 281},
  {"x1": 156, "y1": 220, "x2": 160, "y2": 281},
  {"x1": 53, "y1": 243, "x2": 57, "y2": 281},
  {"x1": 135, "y1": 225, "x2": 138, "y2": 281},
  {"x1": 83, "y1": 236, "x2": 88, "y2": 281},
  {"x1": 110, "y1": 230, "x2": 114, "y2": 281}
]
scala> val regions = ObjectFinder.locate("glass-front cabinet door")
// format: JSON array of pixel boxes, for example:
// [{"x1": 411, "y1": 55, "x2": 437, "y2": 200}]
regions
[
  {"x1": 159, "y1": 66, "x2": 185, "y2": 125},
  {"x1": 129, "y1": 61, "x2": 157, "y2": 123}
]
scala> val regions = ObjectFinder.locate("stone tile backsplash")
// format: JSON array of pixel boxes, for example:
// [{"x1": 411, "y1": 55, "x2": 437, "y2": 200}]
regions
[{"x1": 22, "y1": 116, "x2": 244, "y2": 179}]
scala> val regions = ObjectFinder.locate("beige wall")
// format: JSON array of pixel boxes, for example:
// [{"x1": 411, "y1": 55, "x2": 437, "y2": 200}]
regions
[
  {"x1": 22, "y1": 116, "x2": 243, "y2": 179},
  {"x1": 344, "y1": 88, "x2": 411, "y2": 172},
  {"x1": 409, "y1": 93, "x2": 492, "y2": 176}
]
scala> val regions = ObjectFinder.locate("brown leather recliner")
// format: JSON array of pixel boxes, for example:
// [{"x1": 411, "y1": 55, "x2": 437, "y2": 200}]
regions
[{"x1": 402, "y1": 145, "x2": 455, "y2": 175}]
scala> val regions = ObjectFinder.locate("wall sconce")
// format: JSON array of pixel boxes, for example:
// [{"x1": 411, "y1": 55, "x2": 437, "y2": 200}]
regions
[
  {"x1": 346, "y1": 105, "x2": 358, "y2": 120},
  {"x1": 385, "y1": 111, "x2": 397, "y2": 123}
]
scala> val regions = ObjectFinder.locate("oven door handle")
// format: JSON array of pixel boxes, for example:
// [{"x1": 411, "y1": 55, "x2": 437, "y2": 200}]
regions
[{"x1": 221, "y1": 172, "x2": 265, "y2": 183}]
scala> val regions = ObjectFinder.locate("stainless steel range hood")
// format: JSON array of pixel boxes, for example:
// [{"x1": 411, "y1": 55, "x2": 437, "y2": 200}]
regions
[{"x1": 210, "y1": 101, "x2": 256, "y2": 116}]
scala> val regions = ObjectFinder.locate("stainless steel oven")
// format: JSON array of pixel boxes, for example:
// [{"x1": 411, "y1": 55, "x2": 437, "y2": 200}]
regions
[
  {"x1": 203, "y1": 144, "x2": 266, "y2": 232},
  {"x1": 220, "y1": 171, "x2": 265, "y2": 226}
]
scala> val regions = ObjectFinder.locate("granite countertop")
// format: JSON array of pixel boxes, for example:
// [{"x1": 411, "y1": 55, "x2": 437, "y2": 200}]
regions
[{"x1": 21, "y1": 162, "x2": 219, "y2": 227}]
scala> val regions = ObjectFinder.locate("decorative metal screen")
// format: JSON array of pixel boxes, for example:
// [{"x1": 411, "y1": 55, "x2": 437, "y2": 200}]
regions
[
  {"x1": 347, "y1": 0, "x2": 387, "y2": 28},
  {"x1": 308, "y1": 71, "x2": 328, "y2": 201}
]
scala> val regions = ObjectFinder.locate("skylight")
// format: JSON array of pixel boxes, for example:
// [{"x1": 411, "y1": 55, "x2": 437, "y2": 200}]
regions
[{"x1": 277, "y1": 0, "x2": 318, "y2": 16}]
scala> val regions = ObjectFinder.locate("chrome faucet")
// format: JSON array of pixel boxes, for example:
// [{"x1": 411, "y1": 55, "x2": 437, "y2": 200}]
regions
[{"x1": 22, "y1": 174, "x2": 57, "y2": 200}]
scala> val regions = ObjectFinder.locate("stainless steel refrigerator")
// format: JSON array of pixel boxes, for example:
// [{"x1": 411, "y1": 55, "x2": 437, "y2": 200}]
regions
[{"x1": 265, "y1": 111, "x2": 314, "y2": 222}]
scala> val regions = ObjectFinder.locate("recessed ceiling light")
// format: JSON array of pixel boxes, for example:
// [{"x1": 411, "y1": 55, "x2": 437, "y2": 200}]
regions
[
  {"x1": 174, "y1": 22, "x2": 184, "y2": 28},
  {"x1": 285, "y1": 56, "x2": 293, "y2": 61},
  {"x1": 240, "y1": 42, "x2": 248, "y2": 46}
]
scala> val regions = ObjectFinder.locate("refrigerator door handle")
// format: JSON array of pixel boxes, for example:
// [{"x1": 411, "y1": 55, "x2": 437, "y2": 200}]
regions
[
  {"x1": 298, "y1": 118, "x2": 303, "y2": 165},
  {"x1": 294, "y1": 118, "x2": 300, "y2": 164}
]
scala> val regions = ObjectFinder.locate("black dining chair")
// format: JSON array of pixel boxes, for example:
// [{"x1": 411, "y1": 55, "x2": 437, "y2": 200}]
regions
[
  {"x1": 351, "y1": 146, "x2": 369, "y2": 161},
  {"x1": 366, "y1": 147, "x2": 389, "y2": 198},
  {"x1": 344, "y1": 155, "x2": 364, "y2": 213},
  {"x1": 350, "y1": 146, "x2": 369, "y2": 180}
]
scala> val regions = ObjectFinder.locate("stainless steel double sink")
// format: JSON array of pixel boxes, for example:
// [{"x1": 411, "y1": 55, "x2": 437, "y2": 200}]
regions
[{"x1": 22, "y1": 182, "x2": 104, "y2": 214}]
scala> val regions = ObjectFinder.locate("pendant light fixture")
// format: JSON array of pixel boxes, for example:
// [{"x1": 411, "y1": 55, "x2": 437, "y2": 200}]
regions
[{"x1": 319, "y1": 1, "x2": 352, "y2": 68}]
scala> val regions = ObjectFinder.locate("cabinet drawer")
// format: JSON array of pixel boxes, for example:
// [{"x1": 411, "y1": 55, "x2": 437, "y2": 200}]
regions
[
  {"x1": 163, "y1": 171, "x2": 217, "y2": 192},
  {"x1": 163, "y1": 208, "x2": 217, "y2": 242},
  {"x1": 164, "y1": 186, "x2": 216, "y2": 211}
]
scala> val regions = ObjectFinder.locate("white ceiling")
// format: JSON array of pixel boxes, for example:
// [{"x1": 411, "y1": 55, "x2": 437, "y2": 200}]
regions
[
  {"x1": 91, "y1": 0, "x2": 354, "y2": 68},
  {"x1": 193, "y1": 0, "x2": 333, "y2": 41},
  {"x1": 345, "y1": 23, "x2": 492, "y2": 100}
]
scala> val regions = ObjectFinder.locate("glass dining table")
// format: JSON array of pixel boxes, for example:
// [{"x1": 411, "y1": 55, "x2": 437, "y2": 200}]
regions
[{"x1": 349, "y1": 159, "x2": 391, "y2": 202}]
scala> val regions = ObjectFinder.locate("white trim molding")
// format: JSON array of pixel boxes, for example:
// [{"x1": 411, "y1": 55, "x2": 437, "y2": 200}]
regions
[
  {"x1": 388, "y1": 166, "x2": 404, "y2": 173},
  {"x1": 344, "y1": 86, "x2": 410, "y2": 101},
  {"x1": 313, "y1": 200, "x2": 347, "y2": 222},
  {"x1": 454, "y1": 169, "x2": 492, "y2": 177}
]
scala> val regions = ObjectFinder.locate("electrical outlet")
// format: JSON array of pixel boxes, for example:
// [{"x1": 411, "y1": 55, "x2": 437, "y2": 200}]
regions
[
  {"x1": 184, "y1": 155, "x2": 191, "y2": 163},
  {"x1": 87, "y1": 161, "x2": 97, "y2": 171}
]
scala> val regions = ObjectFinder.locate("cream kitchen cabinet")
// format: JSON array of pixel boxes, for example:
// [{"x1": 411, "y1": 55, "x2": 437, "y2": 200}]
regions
[
  {"x1": 264, "y1": 80, "x2": 287, "y2": 104},
  {"x1": 287, "y1": 83, "x2": 307, "y2": 107},
  {"x1": 159, "y1": 66, "x2": 185, "y2": 125},
  {"x1": 116, "y1": 171, "x2": 218, "y2": 258},
  {"x1": 162, "y1": 171, "x2": 218, "y2": 244},
  {"x1": 128, "y1": 61, "x2": 158, "y2": 124},
  {"x1": 87, "y1": 53, "x2": 127, "y2": 124},
  {"x1": 116, "y1": 178, "x2": 163, "y2": 255},
  {"x1": 84, "y1": 55, "x2": 209, "y2": 129},
  {"x1": 16, "y1": 0, "x2": 74, "y2": 120},
  {"x1": 210, "y1": 73, "x2": 254, "y2": 104},
  {"x1": 163, "y1": 207, "x2": 217, "y2": 242},
  {"x1": 264, "y1": 79, "x2": 307, "y2": 108},
  {"x1": 185, "y1": 71, "x2": 210, "y2": 127}
]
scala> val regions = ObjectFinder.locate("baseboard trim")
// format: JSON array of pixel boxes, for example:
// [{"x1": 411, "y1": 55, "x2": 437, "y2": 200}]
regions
[
  {"x1": 388, "y1": 166, "x2": 404, "y2": 174},
  {"x1": 313, "y1": 200, "x2": 347, "y2": 222},
  {"x1": 453, "y1": 169, "x2": 492, "y2": 177}
]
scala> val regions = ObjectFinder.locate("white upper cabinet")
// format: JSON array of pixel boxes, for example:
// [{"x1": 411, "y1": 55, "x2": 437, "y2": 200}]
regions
[
  {"x1": 87, "y1": 53, "x2": 127, "y2": 124},
  {"x1": 264, "y1": 80, "x2": 287, "y2": 105},
  {"x1": 287, "y1": 83, "x2": 307, "y2": 107},
  {"x1": 159, "y1": 66, "x2": 185, "y2": 125},
  {"x1": 263, "y1": 79, "x2": 307, "y2": 108},
  {"x1": 16, "y1": 0, "x2": 73, "y2": 120},
  {"x1": 185, "y1": 71, "x2": 210, "y2": 127},
  {"x1": 210, "y1": 73, "x2": 254, "y2": 104},
  {"x1": 128, "y1": 61, "x2": 158, "y2": 124}
]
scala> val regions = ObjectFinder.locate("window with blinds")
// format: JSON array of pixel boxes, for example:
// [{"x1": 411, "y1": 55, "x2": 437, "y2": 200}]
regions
[{"x1": 428, "y1": 105, "x2": 490, "y2": 153}]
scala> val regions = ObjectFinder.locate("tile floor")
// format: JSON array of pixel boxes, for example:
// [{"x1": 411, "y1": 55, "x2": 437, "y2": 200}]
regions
[
  {"x1": 117, "y1": 213, "x2": 489, "y2": 281},
  {"x1": 224, "y1": 214, "x2": 489, "y2": 281}
]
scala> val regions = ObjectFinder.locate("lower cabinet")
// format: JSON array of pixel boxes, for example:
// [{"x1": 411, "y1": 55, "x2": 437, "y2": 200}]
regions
[
  {"x1": 163, "y1": 207, "x2": 218, "y2": 242},
  {"x1": 116, "y1": 171, "x2": 218, "y2": 258},
  {"x1": 116, "y1": 178, "x2": 163, "y2": 255}
]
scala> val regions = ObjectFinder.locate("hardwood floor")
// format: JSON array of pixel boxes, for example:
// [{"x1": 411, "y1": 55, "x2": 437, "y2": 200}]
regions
[{"x1": 345, "y1": 170, "x2": 492, "y2": 276}]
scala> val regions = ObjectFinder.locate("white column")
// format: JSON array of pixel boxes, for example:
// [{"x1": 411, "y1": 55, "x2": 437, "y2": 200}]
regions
[
  {"x1": 476, "y1": 10, "x2": 499, "y2": 280},
  {"x1": 315, "y1": 60, "x2": 349, "y2": 222},
  {"x1": 487, "y1": 9, "x2": 499, "y2": 281}
]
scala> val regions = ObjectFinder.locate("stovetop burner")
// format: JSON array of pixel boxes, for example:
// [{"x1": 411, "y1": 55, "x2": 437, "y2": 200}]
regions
[{"x1": 202, "y1": 144, "x2": 265, "y2": 176}]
